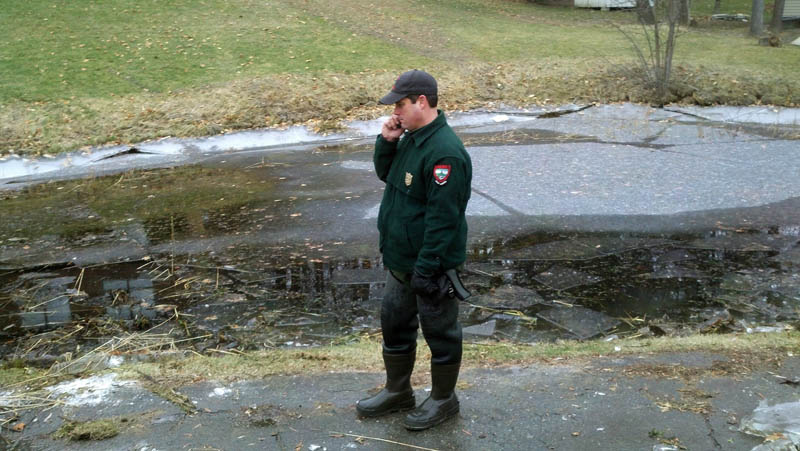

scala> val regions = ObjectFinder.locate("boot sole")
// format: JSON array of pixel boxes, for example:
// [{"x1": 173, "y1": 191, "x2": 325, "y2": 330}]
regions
[
  {"x1": 356, "y1": 398, "x2": 416, "y2": 418},
  {"x1": 403, "y1": 403, "x2": 459, "y2": 431}
]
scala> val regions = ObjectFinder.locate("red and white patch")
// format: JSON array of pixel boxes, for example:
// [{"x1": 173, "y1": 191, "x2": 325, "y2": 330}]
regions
[{"x1": 433, "y1": 165, "x2": 451, "y2": 185}]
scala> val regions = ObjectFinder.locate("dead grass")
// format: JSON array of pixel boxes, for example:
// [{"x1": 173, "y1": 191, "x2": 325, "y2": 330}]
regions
[
  {"x1": 53, "y1": 418, "x2": 120, "y2": 441},
  {"x1": 2, "y1": 0, "x2": 798, "y2": 157},
  {"x1": 115, "y1": 331, "x2": 800, "y2": 386},
  {"x1": 6, "y1": 59, "x2": 796, "y2": 158}
]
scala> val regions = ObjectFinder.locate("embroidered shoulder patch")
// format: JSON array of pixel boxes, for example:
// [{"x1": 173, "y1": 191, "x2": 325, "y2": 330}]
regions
[{"x1": 433, "y1": 165, "x2": 451, "y2": 185}]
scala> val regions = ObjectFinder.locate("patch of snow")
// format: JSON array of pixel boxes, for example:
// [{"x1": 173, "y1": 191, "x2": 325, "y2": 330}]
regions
[
  {"x1": 108, "y1": 356, "x2": 125, "y2": 367},
  {"x1": 47, "y1": 373, "x2": 135, "y2": 406},
  {"x1": 0, "y1": 390, "x2": 19, "y2": 407},
  {"x1": 209, "y1": 387, "x2": 232, "y2": 397}
]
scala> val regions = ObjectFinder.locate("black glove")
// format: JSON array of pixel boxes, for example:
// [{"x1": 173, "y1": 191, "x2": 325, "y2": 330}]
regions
[{"x1": 410, "y1": 270, "x2": 453, "y2": 303}]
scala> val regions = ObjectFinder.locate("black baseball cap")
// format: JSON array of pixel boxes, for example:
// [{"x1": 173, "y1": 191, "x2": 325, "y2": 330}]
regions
[{"x1": 379, "y1": 69, "x2": 438, "y2": 105}]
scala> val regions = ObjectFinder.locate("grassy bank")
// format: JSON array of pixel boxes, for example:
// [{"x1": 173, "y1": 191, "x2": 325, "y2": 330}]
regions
[
  {"x1": 118, "y1": 331, "x2": 799, "y2": 386},
  {"x1": 2, "y1": 0, "x2": 798, "y2": 156}
]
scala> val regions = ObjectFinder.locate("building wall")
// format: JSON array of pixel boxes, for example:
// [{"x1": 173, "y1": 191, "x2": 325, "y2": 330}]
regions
[{"x1": 785, "y1": 0, "x2": 800, "y2": 18}]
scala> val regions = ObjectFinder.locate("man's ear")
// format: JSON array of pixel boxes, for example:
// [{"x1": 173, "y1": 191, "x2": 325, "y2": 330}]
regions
[{"x1": 418, "y1": 95, "x2": 430, "y2": 109}]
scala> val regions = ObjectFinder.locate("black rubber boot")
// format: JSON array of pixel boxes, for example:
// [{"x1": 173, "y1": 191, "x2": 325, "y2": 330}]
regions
[
  {"x1": 404, "y1": 363, "x2": 460, "y2": 430},
  {"x1": 356, "y1": 351, "x2": 416, "y2": 418}
]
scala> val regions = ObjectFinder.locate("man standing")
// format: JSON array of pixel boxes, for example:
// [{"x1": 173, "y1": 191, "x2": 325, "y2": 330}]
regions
[{"x1": 356, "y1": 70, "x2": 472, "y2": 431}]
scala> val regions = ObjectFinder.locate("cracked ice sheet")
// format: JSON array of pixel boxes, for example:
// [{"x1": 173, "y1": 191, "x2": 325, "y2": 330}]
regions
[
  {"x1": 670, "y1": 105, "x2": 800, "y2": 126},
  {"x1": 362, "y1": 194, "x2": 508, "y2": 220},
  {"x1": 468, "y1": 141, "x2": 800, "y2": 216},
  {"x1": 501, "y1": 115, "x2": 764, "y2": 146}
]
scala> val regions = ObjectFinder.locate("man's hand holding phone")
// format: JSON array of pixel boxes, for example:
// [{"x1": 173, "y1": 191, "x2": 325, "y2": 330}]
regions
[{"x1": 381, "y1": 115, "x2": 404, "y2": 142}]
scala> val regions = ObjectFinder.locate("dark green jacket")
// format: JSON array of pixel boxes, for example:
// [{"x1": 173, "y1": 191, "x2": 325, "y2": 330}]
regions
[{"x1": 374, "y1": 111, "x2": 472, "y2": 276}]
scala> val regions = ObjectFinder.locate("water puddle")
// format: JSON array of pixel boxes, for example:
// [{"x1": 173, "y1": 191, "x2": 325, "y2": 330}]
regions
[{"x1": 2, "y1": 227, "x2": 798, "y2": 365}]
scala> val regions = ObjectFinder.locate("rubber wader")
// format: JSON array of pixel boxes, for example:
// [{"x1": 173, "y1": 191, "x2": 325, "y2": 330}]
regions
[
  {"x1": 355, "y1": 351, "x2": 416, "y2": 417},
  {"x1": 404, "y1": 362, "x2": 460, "y2": 430}
]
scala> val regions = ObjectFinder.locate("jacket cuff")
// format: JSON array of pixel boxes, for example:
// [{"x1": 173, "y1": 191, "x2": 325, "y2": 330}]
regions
[
  {"x1": 413, "y1": 260, "x2": 438, "y2": 277},
  {"x1": 376, "y1": 134, "x2": 398, "y2": 148}
]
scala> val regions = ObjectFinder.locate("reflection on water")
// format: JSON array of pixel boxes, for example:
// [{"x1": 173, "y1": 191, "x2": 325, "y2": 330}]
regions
[
  {"x1": 0, "y1": 266, "x2": 161, "y2": 335},
  {"x1": 1, "y1": 228, "x2": 798, "y2": 356}
]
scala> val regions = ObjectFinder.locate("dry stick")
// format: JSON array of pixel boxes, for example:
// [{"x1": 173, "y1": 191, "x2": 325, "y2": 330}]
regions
[
  {"x1": 467, "y1": 268, "x2": 495, "y2": 277},
  {"x1": 152, "y1": 268, "x2": 171, "y2": 281},
  {"x1": 75, "y1": 268, "x2": 85, "y2": 294},
  {"x1": 156, "y1": 276, "x2": 201, "y2": 294},
  {"x1": 158, "y1": 291, "x2": 203, "y2": 300},
  {"x1": 329, "y1": 431, "x2": 440, "y2": 451},
  {"x1": 465, "y1": 303, "x2": 537, "y2": 324},
  {"x1": 55, "y1": 325, "x2": 85, "y2": 344},
  {"x1": 170, "y1": 215, "x2": 175, "y2": 276},
  {"x1": 109, "y1": 173, "x2": 125, "y2": 188},
  {"x1": 137, "y1": 260, "x2": 157, "y2": 271},
  {"x1": 23, "y1": 338, "x2": 45, "y2": 356},
  {"x1": 125, "y1": 334, "x2": 211, "y2": 353},
  {"x1": 26, "y1": 293, "x2": 69, "y2": 310},
  {"x1": 12, "y1": 313, "x2": 181, "y2": 388}
]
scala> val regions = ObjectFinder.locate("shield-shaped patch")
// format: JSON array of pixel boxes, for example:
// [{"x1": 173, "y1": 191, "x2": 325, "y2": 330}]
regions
[{"x1": 433, "y1": 165, "x2": 451, "y2": 185}]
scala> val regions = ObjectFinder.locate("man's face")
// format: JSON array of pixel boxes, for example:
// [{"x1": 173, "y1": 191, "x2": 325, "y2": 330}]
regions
[{"x1": 393, "y1": 97, "x2": 423, "y2": 131}]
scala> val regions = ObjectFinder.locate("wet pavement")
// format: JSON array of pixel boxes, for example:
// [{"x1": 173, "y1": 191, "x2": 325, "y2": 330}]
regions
[
  {"x1": 2, "y1": 104, "x2": 800, "y2": 357},
  {"x1": 5, "y1": 351, "x2": 800, "y2": 450}
]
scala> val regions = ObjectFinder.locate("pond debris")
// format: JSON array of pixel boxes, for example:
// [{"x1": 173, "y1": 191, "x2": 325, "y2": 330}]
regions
[
  {"x1": 536, "y1": 305, "x2": 621, "y2": 340},
  {"x1": 698, "y1": 309, "x2": 735, "y2": 334},
  {"x1": 0, "y1": 392, "x2": 64, "y2": 428},
  {"x1": 739, "y1": 400, "x2": 800, "y2": 450},
  {"x1": 463, "y1": 320, "x2": 497, "y2": 337},
  {"x1": 469, "y1": 285, "x2": 546, "y2": 310},
  {"x1": 1, "y1": 228, "x2": 799, "y2": 362},
  {"x1": 533, "y1": 265, "x2": 602, "y2": 291}
]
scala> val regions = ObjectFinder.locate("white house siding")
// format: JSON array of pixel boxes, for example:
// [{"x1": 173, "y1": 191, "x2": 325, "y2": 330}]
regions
[{"x1": 785, "y1": 0, "x2": 800, "y2": 18}]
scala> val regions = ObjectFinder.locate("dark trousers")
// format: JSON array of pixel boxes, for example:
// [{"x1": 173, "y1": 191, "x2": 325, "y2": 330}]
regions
[{"x1": 381, "y1": 270, "x2": 462, "y2": 365}]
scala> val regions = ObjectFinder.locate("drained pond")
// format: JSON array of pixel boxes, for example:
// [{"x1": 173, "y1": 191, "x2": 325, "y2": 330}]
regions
[
  {"x1": 2, "y1": 227, "x2": 798, "y2": 366},
  {"x1": 1, "y1": 105, "x2": 799, "y2": 367}
]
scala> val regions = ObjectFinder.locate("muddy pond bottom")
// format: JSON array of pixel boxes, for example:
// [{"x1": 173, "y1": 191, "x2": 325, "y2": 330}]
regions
[{"x1": 1, "y1": 228, "x2": 799, "y2": 365}]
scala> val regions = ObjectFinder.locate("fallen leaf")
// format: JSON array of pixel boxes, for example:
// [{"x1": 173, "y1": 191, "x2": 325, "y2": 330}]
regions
[{"x1": 12, "y1": 422, "x2": 25, "y2": 432}]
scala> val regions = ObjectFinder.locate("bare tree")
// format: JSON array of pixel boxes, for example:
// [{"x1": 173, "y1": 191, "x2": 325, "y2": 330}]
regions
[
  {"x1": 750, "y1": 0, "x2": 765, "y2": 35},
  {"x1": 616, "y1": 0, "x2": 683, "y2": 104},
  {"x1": 679, "y1": 0, "x2": 691, "y2": 25},
  {"x1": 713, "y1": 0, "x2": 722, "y2": 15},
  {"x1": 770, "y1": 0, "x2": 785, "y2": 33}
]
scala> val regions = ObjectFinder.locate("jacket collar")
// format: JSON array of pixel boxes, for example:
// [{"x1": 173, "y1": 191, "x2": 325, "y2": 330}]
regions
[{"x1": 407, "y1": 110, "x2": 446, "y2": 147}]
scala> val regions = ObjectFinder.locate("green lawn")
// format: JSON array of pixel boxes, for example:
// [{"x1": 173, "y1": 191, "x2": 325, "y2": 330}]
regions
[
  {"x1": 0, "y1": 0, "x2": 417, "y2": 102},
  {"x1": 1, "y1": 0, "x2": 797, "y2": 156}
]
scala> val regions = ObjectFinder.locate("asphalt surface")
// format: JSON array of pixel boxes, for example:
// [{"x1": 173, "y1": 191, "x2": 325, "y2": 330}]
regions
[{"x1": 7, "y1": 352, "x2": 800, "y2": 450}]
